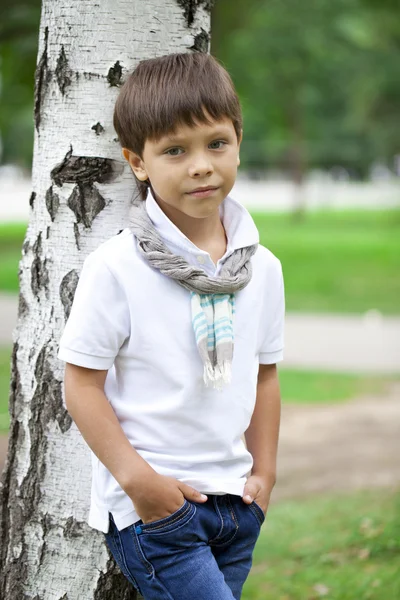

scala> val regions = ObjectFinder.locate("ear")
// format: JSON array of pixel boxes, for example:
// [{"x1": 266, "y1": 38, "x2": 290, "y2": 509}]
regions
[
  {"x1": 121, "y1": 148, "x2": 149, "y2": 181},
  {"x1": 237, "y1": 129, "x2": 243, "y2": 166}
]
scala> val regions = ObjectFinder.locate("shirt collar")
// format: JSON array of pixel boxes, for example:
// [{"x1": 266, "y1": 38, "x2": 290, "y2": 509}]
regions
[{"x1": 144, "y1": 187, "x2": 259, "y2": 256}]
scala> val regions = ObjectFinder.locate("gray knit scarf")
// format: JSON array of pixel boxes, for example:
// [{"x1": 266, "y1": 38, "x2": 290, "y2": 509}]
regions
[{"x1": 128, "y1": 196, "x2": 258, "y2": 391}]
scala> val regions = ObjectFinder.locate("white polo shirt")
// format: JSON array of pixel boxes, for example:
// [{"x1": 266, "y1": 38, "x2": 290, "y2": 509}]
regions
[{"x1": 58, "y1": 189, "x2": 285, "y2": 533}]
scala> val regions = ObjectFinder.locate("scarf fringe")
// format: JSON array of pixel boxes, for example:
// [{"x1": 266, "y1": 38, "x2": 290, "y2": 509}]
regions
[{"x1": 203, "y1": 361, "x2": 232, "y2": 392}]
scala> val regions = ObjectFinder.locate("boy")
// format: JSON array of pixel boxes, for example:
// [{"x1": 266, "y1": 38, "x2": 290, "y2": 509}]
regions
[{"x1": 58, "y1": 52, "x2": 284, "y2": 599}]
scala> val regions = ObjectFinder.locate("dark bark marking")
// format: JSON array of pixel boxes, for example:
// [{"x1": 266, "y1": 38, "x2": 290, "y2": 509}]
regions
[
  {"x1": 51, "y1": 147, "x2": 124, "y2": 187},
  {"x1": 32, "y1": 232, "x2": 42, "y2": 257},
  {"x1": 0, "y1": 344, "x2": 29, "y2": 599},
  {"x1": 83, "y1": 71, "x2": 102, "y2": 80},
  {"x1": 92, "y1": 122, "x2": 105, "y2": 136},
  {"x1": 31, "y1": 233, "x2": 50, "y2": 299},
  {"x1": 0, "y1": 500, "x2": 28, "y2": 599},
  {"x1": 34, "y1": 27, "x2": 52, "y2": 132},
  {"x1": 38, "y1": 511, "x2": 53, "y2": 568},
  {"x1": 107, "y1": 61, "x2": 123, "y2": 87},
  {"x1": 22, "y1": 238, "x2": 30, "y2": 255},
  {"x1": 17, "y1": 293, "x2": 29, "y2": 319},
  {"x1": 73, "y1": 222, "x2": 81, "y2": 250},
  {"x1": 59, "y1": 269, "x2": 79, "y2": 321},
  {"x1": 50, "y1": 149, "x2": 123, "y2": 228},
  {"x1": 18, "y1": 343, "x2": 72, "y2": 536},
  {"x1": 46, "y1": 226, "x2": 50, "y2": 239},
  {"x1": 68, "y1": 183, "x2": 106, "y2": 228},
  {"x1": 51, "y1": 145, "x2": 73, "y2": 186},
  {"x1": 176, "y1": 0, "x2": 215, "y2": 27},
  {"x1": 189, "y1": 28, "x2": 210, "y2": 53},
  {"x1": 94, "y1": 556, "x2": 138, "y2": 600},
  {"x1": 29, "y1": 191, "x2": 36, "y2": 209},
  {"x1": 63, "y1": 516, "x2": 87, "y2": 539},
  {"x1": 55, "y1": 45, "x2": 73, "y2": 96},
  {"x1": 45, "y1": 186, "x2": 60, "y2": 222}
]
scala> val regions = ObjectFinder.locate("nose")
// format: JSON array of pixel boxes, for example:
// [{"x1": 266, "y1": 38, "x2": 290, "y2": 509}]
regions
[{"x1": 188, "y1": 153, "x2": 214, "y2": 178}]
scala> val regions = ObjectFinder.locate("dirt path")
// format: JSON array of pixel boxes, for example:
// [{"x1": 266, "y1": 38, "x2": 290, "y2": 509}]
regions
[
  {"x1": 271, "y1": 381, "x2": 400, "y2": 503},
  {"x1": 1, "y1": 383, "x2": 399, "y2": 500}
]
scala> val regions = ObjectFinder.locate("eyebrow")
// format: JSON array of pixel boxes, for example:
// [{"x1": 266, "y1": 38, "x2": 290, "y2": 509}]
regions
[{"x1": 162, "y1": 128, "x2": 233, "y2": 144}]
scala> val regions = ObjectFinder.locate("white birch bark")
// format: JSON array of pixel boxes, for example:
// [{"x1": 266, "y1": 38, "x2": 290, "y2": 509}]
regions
[{"x1": 0, "y1": 1, "x2": 213, "y2": 598}]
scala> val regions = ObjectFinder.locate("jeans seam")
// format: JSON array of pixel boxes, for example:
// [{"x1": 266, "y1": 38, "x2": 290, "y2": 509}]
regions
[
  {"x1": 129, "y1": 525, "x2": 154, "y2": 575},
  {"x1": 208, "y1": 495, "x2": 225, "y2": 543},
  {"x1": 211, "y1": 495, "x2": 239, "y2": 547},
  {"x1": 227, "y1": 495, "x2": 239, "y2": 533},
  {"x1": 141, "y1": 500, "x2": 191, "y2": 532},
  {"x1": 253, "y1": 500, "x2": 266, "y2": 523},
  {"x1": 114, "y1": 522, "x2": 143, "y2": 587},
  {"x1": 249, "y1": 502, "x2": 264, "y2": 527},
  {"x1": 105, "y1": 521, "x2": 141, "y2": 591}
]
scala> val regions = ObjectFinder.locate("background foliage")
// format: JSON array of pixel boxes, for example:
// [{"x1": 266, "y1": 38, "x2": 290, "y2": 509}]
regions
[{"x1": 1, "y1": 0, "x2": 399, "y2": 177}]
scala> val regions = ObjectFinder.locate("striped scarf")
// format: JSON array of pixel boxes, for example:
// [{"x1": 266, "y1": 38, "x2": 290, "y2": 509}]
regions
[{"x1": 128, "y1": 197, "x2": 258, "y2": 391}]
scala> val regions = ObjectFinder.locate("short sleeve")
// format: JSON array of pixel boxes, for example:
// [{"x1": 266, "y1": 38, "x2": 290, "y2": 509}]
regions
[
  {"x1": 258, "y1": 258, "x2": 285, "y2": 364},
  {"x1": 57, "y1": 253, "x2": 130, "y2": 370}
]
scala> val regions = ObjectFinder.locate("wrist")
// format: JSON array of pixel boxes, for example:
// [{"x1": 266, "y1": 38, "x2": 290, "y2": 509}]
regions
[
  {"x1": 250, "y1": 470, "x2": 276, "y2": 488},
  {"x1": 120, "y1": 463, "x2": 158, "y2": 497}
]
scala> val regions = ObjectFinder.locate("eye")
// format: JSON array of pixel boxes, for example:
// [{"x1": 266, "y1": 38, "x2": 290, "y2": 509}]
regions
[
  {"x1": 209, "y1": 140, "x2": 227, "y2": 149},
  {"x1": 165, "y1": 147, "x2": 183, "y2": 156}
]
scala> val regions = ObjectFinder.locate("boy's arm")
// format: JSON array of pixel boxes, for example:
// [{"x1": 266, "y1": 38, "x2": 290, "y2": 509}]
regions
[
  {"x1": 64, "y1": 363, "x2": 156, "y2": 490},
  {"x1": 64, "y1": 363, "x2": 208, "y2": 523},
  {"x1": 243, "y1": 363, "x2": 281, "y2": 509}
]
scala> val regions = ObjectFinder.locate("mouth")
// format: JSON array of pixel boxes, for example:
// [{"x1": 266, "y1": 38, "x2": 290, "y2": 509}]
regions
[{"x1": 186, "y1": 186, "x2": 219, "y2": 197}]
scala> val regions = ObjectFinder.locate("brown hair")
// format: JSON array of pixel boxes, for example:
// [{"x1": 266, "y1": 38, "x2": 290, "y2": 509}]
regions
[{"x1": 113, "y1": 52, "x2": 243, "y2": 200}]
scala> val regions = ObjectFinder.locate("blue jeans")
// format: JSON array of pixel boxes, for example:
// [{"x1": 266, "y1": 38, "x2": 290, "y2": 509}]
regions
[{"x1": 104, "y1": 493, "x2": 265, "y2": 599}]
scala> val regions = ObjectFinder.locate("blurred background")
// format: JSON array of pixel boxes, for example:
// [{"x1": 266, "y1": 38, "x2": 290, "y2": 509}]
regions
[{"x1": 0, "y1": 1, "x2": 399, "y2": 598}]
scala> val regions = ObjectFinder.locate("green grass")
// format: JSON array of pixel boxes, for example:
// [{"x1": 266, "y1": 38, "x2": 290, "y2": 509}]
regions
[
  {"x1": 0, "y1": 222, "x2": 27, "y2": 294},
  {"x1": 1, "y1": 211, "x2": 399, "y2": 312},
  {"x1": 243, "y1": 488, "x2": 400, "y2": 600},
  {"x1": 278, "y1": 368, "x2": 395, "y2": 404},
  {"x1": 252, "y1": 209, "x2": 400, "y2": 315}
]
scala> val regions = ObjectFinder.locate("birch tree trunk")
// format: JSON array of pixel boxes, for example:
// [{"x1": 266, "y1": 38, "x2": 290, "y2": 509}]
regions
[{"x1": 0, "y1": 1, "x2": 213, "y2": 598}]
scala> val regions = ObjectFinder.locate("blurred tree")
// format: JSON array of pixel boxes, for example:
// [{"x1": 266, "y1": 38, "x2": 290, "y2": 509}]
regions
[
  {"x1": 212, "y1": 0, "x2": 400, "y2": 182},
  {"x1": 1, "y1": 0, "x2": 399, "y2": 178},
  {"x1": 0, "y1": 0, "x2": 41, "y2": 171},
  {"x1": 352, "y1": 0, "x2": 400, "y2": 168}
]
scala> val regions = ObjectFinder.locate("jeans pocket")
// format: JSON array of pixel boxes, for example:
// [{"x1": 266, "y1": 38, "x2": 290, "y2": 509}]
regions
[
  {"x1": 135, "y1": 498, "x2": 196, "y2": 535},
  {"x1": 248, "y1": 500, "x2": 266, "y2": 527}
]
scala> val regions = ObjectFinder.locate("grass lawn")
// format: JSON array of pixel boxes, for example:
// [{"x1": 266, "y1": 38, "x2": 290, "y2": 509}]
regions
[
  {"x1": 278, "y1": 368, "x2": 395, "y2": 404},
  {"x1": 252, "y1": 210, "x2": 400, "y2": 315},
  {"x1": 243, "y1": 487, "x2": 400, "y2": 600},
  {"x1": 0, "y1": 345, "x2": 396, "y2": 433},
  {"x1": 0, "y1": 210, "x2": 399, "y2": 313},
  {"x1": 0, "y1": 222, "x2": 27, "y2": 294}
]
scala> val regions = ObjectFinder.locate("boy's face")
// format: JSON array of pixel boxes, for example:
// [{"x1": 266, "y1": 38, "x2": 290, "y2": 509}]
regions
[{"x1": 122, "y1": 112, "x2": 242, "y2": 220}]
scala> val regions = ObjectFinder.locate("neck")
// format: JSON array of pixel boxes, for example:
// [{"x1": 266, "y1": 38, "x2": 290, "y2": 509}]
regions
[{"x1": 153, "y1": 195, "x2": 227, "y2": 251}]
